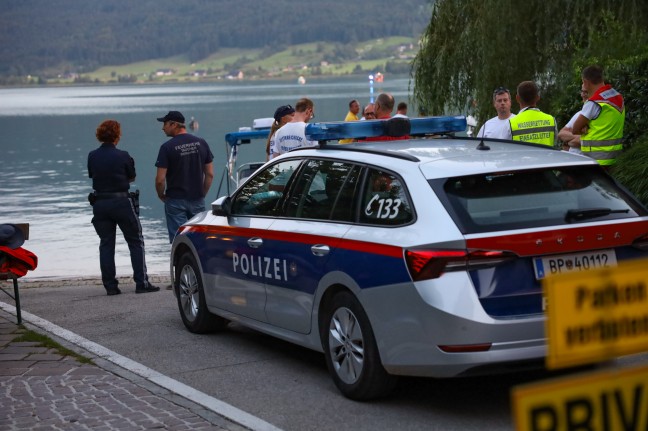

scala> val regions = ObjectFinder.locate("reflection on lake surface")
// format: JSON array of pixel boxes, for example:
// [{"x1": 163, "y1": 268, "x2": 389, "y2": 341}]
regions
[{"x1": 0, "y1": 78, "x2": 411, "y2": 279}]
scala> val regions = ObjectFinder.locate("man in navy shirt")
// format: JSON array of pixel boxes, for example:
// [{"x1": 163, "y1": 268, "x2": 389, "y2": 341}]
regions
[{"x1": 155, "y1": 111, "x2": 214, "y2": 242}]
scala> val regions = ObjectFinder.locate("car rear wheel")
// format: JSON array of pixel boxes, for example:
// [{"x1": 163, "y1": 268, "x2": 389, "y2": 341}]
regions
[
  {"x1": 175, "y1": 252, "x2": 229, "y2": 333},
  {"x1": 322, "y1": 291, "x2": 397, "y2": 400}
]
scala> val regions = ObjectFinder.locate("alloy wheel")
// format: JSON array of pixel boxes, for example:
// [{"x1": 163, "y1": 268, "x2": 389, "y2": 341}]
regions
[{"x1": 328, "y1": 306, "x2": 365, "y2": 384}]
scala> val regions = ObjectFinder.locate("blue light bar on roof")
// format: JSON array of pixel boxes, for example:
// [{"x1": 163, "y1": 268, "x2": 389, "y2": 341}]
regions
[
  {"x1": 305, "y1": 116, "x2": 467, "y2": 142},
  {"x1": 225, "y1": 129, "x2": 270, "y2": 147}
]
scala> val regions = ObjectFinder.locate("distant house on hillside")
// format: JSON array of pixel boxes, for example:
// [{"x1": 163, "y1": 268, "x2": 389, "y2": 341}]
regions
[
  {"x1": 59, "y1": 72, "x2": 79, "y2": 80},
  {"x1": 226, "y1": 70, "x2": 244, "y2": 80},
  {"x1": 155, "y1": 68, "x2": 175, "y2": 76},
  {"x1": 190, "y1": 69, "x2": 207, "y2": 77}
]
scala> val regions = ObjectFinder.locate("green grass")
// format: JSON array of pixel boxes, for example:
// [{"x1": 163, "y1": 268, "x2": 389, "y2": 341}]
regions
[
  {"x1": 77, "y1": 37, "x2": 417, "y2": 84},
  {"x1": 13, "y1": 328, "x2": 94, "y2": 364}
]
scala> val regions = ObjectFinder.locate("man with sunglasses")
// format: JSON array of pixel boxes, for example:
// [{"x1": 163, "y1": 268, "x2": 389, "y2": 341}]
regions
[
  {"x1": 155, "y1": 110, "x2": 214, "y2": 243},
  {"x1": 476, "y1": 87, "x2": 516, "y2": 140},
  {"x1": 361, "y1": 103, "x2": 376, "y2": 120}
]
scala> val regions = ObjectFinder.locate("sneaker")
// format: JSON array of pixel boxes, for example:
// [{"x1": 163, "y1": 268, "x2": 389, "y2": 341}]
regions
[
  {"x1": 136, "y1": 284, "x2": 160, "y2": 294},
  {"x1": 106, "y1": 288, "x2": 122, "y2": 296}
]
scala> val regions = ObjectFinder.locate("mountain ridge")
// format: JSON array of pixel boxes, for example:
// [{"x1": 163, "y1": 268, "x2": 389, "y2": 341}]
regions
[{"x1": 2, "y1": 0, "x2": 432, "y2": 78}]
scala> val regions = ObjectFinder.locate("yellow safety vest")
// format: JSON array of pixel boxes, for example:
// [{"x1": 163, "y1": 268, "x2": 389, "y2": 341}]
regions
[
  {"x1": 581, "y1": 102, "x2": 625, "y2": 166},
  {"x1": 509, "y1": 108, "x2": 556, "y2": 146}
]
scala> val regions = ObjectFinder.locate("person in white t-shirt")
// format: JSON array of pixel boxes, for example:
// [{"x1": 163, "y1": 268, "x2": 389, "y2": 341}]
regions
[
  {"x1": 557, "y1": 89, "x2": 589, "y2": 155},
  {"x1": 393, "y1": 101, "x2": 408, "y2": 118},
  {"x1": 477, "y1": 87, "x2": 516, "y2": 140},
  {"x1": 271, "y1": 98, "x2": 318, "y2": 159}
]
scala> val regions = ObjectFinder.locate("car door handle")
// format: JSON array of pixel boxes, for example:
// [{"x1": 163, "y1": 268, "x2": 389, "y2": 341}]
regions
[
  {"x1": 247, "y1": 237, "x2": 263, "y2": 248},
  {"x1": 311, "y1": 244, "x2": 330, "y2": 256}
]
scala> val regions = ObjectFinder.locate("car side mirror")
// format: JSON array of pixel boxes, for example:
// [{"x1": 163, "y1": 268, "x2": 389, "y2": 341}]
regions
[{"x1": 212, "y1": 196, "x2": 231, "y2": 216}]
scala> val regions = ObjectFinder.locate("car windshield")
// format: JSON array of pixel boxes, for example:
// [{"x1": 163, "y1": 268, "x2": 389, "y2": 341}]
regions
[{"x1": 432, "y1": 166, "x2": 647, "y2": 234}]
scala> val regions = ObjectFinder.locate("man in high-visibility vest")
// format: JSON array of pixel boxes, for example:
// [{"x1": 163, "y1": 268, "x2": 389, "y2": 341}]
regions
[
  {"x1": 572, "y1": 65, "x2": 625, "y2": 169},
  {"x1": 509, "y1": 81, "x2": 557, "y2": 146}
]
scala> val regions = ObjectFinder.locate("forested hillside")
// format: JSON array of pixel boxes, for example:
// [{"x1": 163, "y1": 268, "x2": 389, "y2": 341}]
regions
[{"x1": 2, "y1": 0, "x2": 431, "y2": 77}]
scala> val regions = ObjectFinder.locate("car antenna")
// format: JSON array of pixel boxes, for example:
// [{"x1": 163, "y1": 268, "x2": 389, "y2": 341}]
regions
[{"x1": 476, "y1": 121, "x2": 490, "y2": 151}]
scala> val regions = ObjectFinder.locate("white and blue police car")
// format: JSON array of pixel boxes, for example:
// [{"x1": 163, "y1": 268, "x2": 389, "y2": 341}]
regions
[{"x1": 170, "y1": 116, "x2": 648, "y2": 400}]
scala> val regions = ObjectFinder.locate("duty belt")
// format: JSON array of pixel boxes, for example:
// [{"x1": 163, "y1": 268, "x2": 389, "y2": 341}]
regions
[{"x1": 94, "y1": 192, "x2": 129, "y2": 199}]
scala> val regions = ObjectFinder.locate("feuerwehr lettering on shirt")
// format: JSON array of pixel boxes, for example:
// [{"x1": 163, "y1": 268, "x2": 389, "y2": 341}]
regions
[{"x1": 176, "y1": 141, "x2": 202, "y2": 157}]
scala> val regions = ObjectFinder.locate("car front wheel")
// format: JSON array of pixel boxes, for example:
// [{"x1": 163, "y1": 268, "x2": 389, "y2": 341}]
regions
[
  {"x1": 175, "y1": 252, "x2": 229, "y2": 333},
  {"x1": 322, "y1": 291, "x2": 397, "y2": 400}
]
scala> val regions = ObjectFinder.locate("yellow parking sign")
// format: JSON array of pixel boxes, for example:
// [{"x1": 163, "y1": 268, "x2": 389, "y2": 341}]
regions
[
  {"x1": 512, "y1": 364, "x2": 648, "y2": 431},
  {"x1": 543, "y1": 258, "x2": 648, "y2": 369}
]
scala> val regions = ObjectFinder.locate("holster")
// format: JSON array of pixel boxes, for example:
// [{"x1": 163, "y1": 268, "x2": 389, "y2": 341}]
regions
[{"x1": 129, "y1": 190, "x2": 140, "y2": 215}]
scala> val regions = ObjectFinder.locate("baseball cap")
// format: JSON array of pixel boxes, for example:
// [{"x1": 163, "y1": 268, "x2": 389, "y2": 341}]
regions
[
  {"x1": 157, "y1": 111, "x2": 185, "y2": 123},
  {"x1": 273, "y1": 105, "x2": 295, "y2": 123}
]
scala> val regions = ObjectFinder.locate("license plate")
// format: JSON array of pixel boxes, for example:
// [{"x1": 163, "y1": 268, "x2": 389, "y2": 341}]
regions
[{"x1": 533, "y1": 249, "x2": 617, "y2": 279}]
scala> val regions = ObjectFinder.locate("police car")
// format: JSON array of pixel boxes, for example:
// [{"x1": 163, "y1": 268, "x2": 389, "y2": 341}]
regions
[{"x1": 170, "y1": 116, "x2": 648, "y2": 400}]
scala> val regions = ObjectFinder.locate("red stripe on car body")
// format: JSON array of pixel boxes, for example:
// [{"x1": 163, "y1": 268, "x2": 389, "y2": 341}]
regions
[
  {"x1": 181, "y1": 225, "x2": 404, "y2": 258},
  {"x1": 466, "y1": 220, "x2": 648, "y2": 256}
]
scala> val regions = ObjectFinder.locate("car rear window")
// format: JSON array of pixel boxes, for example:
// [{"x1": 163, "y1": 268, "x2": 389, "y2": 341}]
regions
[{"x1": 432, "y1": 166, "x2": 647, "y2": 234}]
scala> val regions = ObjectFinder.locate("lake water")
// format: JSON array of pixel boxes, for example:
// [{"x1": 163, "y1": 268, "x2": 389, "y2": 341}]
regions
[{"x1": 0, "y1": 77, "x2": 411, "y2": 279}]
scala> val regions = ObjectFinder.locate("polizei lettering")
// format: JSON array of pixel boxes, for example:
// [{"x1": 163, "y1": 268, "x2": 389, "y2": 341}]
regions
[{"x1": 232, "y1": 252, "x2": 288, "y2": 281}]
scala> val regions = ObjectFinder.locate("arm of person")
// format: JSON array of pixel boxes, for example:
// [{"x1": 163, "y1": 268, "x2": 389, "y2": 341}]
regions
[
  {"x1": 571, "y1": 114, "x2": 589, "y2": 136},
  {"x1": 202, "y1": 162, "x2": 214, "y2": 197},
  {"x1": 571, "y1": 102, "x2": 600, "y2": 136},
  {"x1": 127, "y1": 156, "x2": 136, "y2": 183},
  {"x1": 568, "y1": 135, "x2": 581, "y2": 148},
  {"x1": 558, "y1": 126, "x2": 575, "y2": 150},
  {"x1": 155, "y1": 167, "x2": 167, "y2": 201},
  {"x1": 558, "y1": 126, "x2": 575, "y2": 143}
]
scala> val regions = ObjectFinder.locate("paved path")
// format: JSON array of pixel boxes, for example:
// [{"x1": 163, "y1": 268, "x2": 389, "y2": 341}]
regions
[{"x1": 0, "y1": 301, "x2": 276, "y2": 431}]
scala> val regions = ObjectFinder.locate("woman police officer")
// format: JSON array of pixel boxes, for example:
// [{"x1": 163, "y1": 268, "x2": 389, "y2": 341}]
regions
[{"x1": 87, "y1": 120, "x2": 159, "y2": 295}]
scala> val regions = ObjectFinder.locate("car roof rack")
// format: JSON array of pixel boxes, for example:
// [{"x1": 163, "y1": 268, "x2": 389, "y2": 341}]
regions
[{"x1": 306, "y1": 115, "x2": 467, "y2": 143}]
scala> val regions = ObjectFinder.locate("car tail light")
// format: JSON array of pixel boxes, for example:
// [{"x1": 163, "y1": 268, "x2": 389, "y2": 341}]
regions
[
  {"x1": 632, "y1": 233, "x2": 648, "y2": 250},
  {"x1": 405, "y1": 249, "x2": 518, "y2": 281}
]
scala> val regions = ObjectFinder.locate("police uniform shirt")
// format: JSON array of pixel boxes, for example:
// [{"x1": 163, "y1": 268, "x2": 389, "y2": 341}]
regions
[
  {"x1": 88, "y1": 143, "x2": 135, "y2": 193},
  {"x1": 155, "y1": 133, "x2": 214, "y2": 200}
]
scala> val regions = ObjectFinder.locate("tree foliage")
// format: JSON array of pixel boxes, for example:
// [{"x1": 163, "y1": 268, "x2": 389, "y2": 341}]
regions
[
  {"x1": 412, "y1": 0, "x2": 648, "y2": 126},
  {"x1": 412, "y1": 0, "x2": 648, "y2": 205},
  {"x1": 0, "y1": 0, "x2": 431, "y2": 77}
]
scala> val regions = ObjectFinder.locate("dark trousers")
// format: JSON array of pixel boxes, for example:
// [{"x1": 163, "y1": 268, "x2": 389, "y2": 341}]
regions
[{"x1": 92, "y1": 197, "x2": 149, "y2": 291}]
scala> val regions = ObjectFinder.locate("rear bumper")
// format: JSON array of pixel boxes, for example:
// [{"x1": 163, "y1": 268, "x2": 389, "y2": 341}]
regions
[{"x1": 359, "y1": 273, "x2": 546, "y2": 377}]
